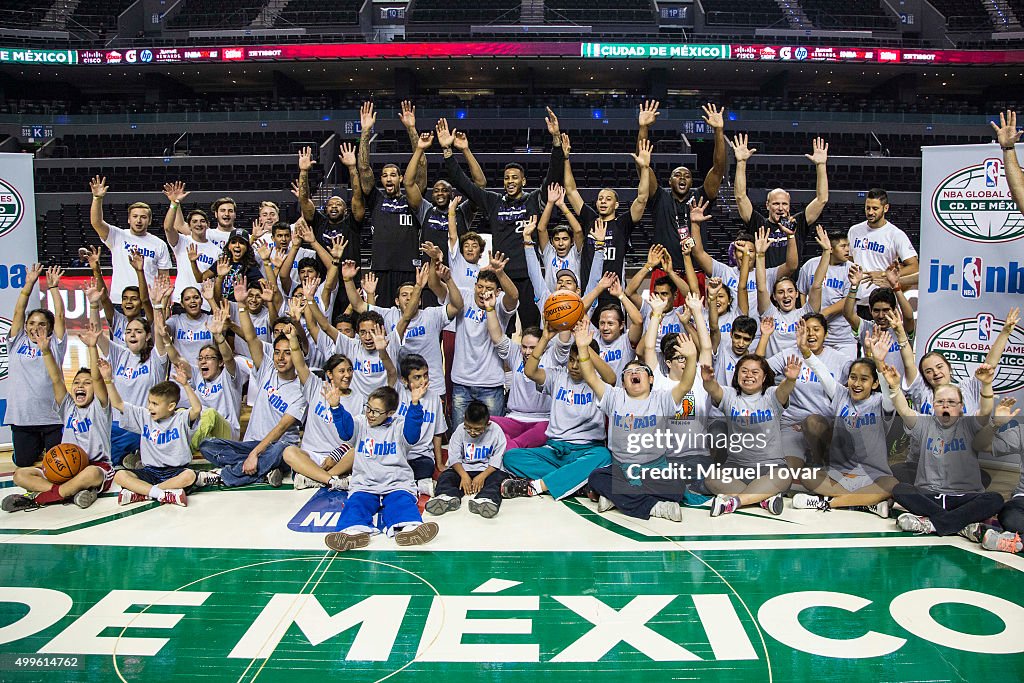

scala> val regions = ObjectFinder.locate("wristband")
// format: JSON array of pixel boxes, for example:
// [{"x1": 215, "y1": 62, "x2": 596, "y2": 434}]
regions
[
  {"x1": 787, "y1": 235, "x2": 795, "y2": 240},
  {"x1": 484, "y1": 306, "x2": 495, "y2": 312},
  {"x1": 981, "y1": 392, "x2": 995, "y2": 398},
  {"x1": 332, "y1": 259, "x2": 342, "y2": 266},
  {"x1": 892, "y1": 283, "x2": 902, "y2": 292},
  {"x1": 578, "y1": 356, "x2": 592, "y2": 363},
  {"x1": 594, "y1": 241, "x2": 606, "y2": 247},
  {"x1": 523, "y1": 240, "x2": 536, "y2": 246},
  {"x1": 343, "y1": 277, "x2": 353, "y2": 282},
  {"x1": 170, "y1": 201, "x2": 179, "y2": 209},
  {"x1": 153, "y1": 304, "x2": 164, "y2": 310},
  {"x1": 1002, "y1": 145, "x2": 1016, "y2": 151},
  {"x1": 47, "y1": 286, "x2": 57, "y2": 290}
]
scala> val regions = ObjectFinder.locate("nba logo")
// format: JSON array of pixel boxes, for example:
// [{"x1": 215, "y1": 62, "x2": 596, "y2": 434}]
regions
[
  {"x1": 961, "y1": 256, "x2": 982, "y2": 299},
  {"x1": 985, "y1": 158, "x2": 1001, "y2": 187},
  {"x1": 978, "y1": 313, "x2": 993, "y2": 342}
]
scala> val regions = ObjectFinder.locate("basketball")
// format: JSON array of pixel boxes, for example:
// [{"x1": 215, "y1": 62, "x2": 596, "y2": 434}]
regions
[
  {"x1": 42, "y1": 443, "x2": 87, "y2": 484},
  {"x1": 544, "y1": 291, "x2": 585, "y2": 331}
]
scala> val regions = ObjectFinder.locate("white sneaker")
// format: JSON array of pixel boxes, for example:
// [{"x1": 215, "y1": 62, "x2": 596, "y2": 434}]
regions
[
  {"x1": 597, "y1": 495, "x2": 615, "y2": 513},
  {"x1": 195, "y1": 469, "x2": 222, "y2": 488},
  {"x1": 159, "y1": 488, "x2": 187, "y2": 507},
  {"x1": 292, "y1": 473, "x2": 322, "y2": 490},
  {"x1": 710, "y1": 494, "x2": 739, "y2": 517},
  {"x1": 897, "y1": 513, "x2": 935, "y2": 534},
  {"x1": 650, "y1": 500, "x2": 683, "y2": 522},
  {"x1": 867, "y1": 499, "x2": 891, "y2": 519},
  {"x1": 328, "y1": 476, "x2": 350, "y2": 491},
  {"x1": 117, "y1": 489, "x2": 147, "y2": 506},
  {"x1": 73, "y1": 489, "x2": 98, "y2": 509},
  {"x1": 417, "y1": 477, "x2": 434, "y2": 497},
  {"x1": 792, "y1": 493, "x2": 821, "y2": 509}
]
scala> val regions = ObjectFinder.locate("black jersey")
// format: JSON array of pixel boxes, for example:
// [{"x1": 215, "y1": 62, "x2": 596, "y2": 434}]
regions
[{"x1": 366, "y1": 186, "x2": 419, "y2": 271}]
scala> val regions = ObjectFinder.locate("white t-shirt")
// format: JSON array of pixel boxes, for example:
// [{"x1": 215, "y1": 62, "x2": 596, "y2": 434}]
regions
[
  {"x1": 847, "y1": 220, "x2": 916, "y2": 304},
  {"x1": 243, "y1": 341, "x2": 306, "y2": 443},
  {"x1": 103, "y1": 226, "x2": 173, "y2": 304},
  {"x1": 393, "y1": 305, "x2": 452, "y2": 396},
  {"x1": 191, "y1": 365, "x2": 246, "y2": 439},
  {"x1": 171, "y1": 235, "x2": 219, "y2": 307},
  {"x1": 797, "y1": 256, "x2": 855, "y2": 350},
  {"x1": 165, "y1": 312, "x2": 213, "y2": 365},
  {"x1": 452, "y1": 287, "x2": 517, "y2": 388},
  {"x1": 5, "y1": 330, "x2": 66, "y2": 426}
]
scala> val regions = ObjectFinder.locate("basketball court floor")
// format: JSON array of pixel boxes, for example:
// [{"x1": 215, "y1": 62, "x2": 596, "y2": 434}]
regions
[{"x1": 1, "y1": 468, "x2": 1022, "y2": 683}]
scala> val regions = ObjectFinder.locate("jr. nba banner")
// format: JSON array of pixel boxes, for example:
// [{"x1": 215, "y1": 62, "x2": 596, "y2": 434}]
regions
[
  {"x1": 918, "y1": 144, "x2": 1024, "y2": 463},
  {"x1": 0, "y1": 153, "x2": 39, "y2": 445}
]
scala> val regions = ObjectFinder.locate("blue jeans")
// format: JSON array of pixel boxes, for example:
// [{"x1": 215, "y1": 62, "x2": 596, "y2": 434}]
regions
[
  {"x1": 198, "y1": 438, "x2": 290, "y2": 487},
  {"x1": 451, "y1": 383, "x2": 506, "y2": 427},
  {"x1": 339, "y1": 490, "x2": 423, "y2": 535},
  {"x1": 111, "y1": 421, "x2": 141, "y2": 467}
]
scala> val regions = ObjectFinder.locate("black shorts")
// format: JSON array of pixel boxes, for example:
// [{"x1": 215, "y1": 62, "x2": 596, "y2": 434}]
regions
[
  {"x1": 134, "y1": 464, "x2": 193, "y2": 486},
  {"x1": 11, "y1": 424, "x2": 62, "y2": 468}
]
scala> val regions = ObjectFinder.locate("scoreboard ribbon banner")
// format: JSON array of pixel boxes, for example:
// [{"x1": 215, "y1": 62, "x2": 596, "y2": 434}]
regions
[
  {"x1": 0, "y1": 153, "x2": 39, "y2": 445},
  {"x1": 917, "y1": 144, "x2": 1024, "y2": 465},
  {"x1": 1, "y1": 42, "x2": 1022, "y2": 66}
]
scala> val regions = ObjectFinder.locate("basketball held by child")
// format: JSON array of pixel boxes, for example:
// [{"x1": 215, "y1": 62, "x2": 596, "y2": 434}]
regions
[
  {"x1": 544, "y1": 291, "x2": 585, "y2": 331},
  {"x1": 43, "y1": 443, "x2": 87, "y2": 484}
]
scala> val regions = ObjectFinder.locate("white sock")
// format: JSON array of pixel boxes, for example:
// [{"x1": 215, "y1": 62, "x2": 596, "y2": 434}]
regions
[
  {"x1": 148, "y1": 485, "x2": 163, "y2": 500},
  {"x1": 530, "y1": 480, "x2": 544, "y2": 495}
]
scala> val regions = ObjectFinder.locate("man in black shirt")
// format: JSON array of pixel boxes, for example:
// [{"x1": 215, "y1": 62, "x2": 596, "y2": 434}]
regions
[
  {"x1": 732, "y1": 133, "x2": 830, "y2": 269},
  {"x1": 357, "y1": 101, "x2": 423, "y2": 304},
  {"x1": 564, "y1": 134, "x2": 653, "y2": 309},
  {"x1": 296, "y1": 144, "x2": 364, "y2": 319},
  {"x1": 439, "y1": 107, "x2": 565, "y2": 328},
  {"x1": 639, "y1": 100, "x2": 728, "y2": 299}
]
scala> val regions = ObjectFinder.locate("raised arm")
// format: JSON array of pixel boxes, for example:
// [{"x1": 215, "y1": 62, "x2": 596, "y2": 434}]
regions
[
  {"x1": 640, "y1": 296, "x2": 669, "y2": 365},
  {"x1": 670, "y1": 333, "x2": 699, "y2": 406},
  {"x1": 43, "y1": 267, "x2": 67, "y2": 340},
  {"x1": 629, "y1": 138, "x2": 654, "y2": 223},
  {"x1": 536, "y1": 185, "x2": 560, "y2": 252},
  {"x1": 625, "y1": 244, "x2": 664, "y2": 309},
  {"x1": 341, "y1": 260, "x2": 366, "y2": 314},
  {"x1": 701, "y1": 362, "x2": 724, "y2": 408},
  {"x1": 438, "y1": 262, "x2": 464, "y2": 319},
  {"x1": 286, "y1": 321, "x2": 311, "y2": 384},
  {"x1": 804, "y1": 137, "x2": 830, "y2": 225},
  {"x1": 453, "y1": 130, "x2": 486, "y2": 190},
  {"x1": 233, "y1": 278, "x2": 264, "y2": 369},
  {"x1": 685, "y1": 291, "x2": 714, "y2": 370},
  {"x1": 372, "y1": 323, "x2": 398, "y2": 388},
  {"x1": 357, "y1": 101, "x2": 376, "y2": 193},
  {"x1": 701, "y1": 103, "x2": 728, "y2": 200},
  {"x1": 730, "y1": 133, "x2": 756, "y2": 224},
  {"x1": 572, "y1": 321, "x2": 607, "y2": 400},
  {"x1": 987, "y1": 306, "x2": 1020, "y2": 366},
  {"x1": 885, "y1": 264, "x2": 916, "y2": 335},
  {"x1": 736, "y1": 249, "x2": 751, "y2": 316},
  {"x1": 687, "y1": 198, "x2": 716, "y2": 276},
  {"x1": 705, "y1": 277, "x2": 723, "y2": 349},
  {"x1": 755, "y1": 316, "x2": 774, "y2": 357},
  {"x1": 128, "y1": 250, "x2": 154, "y2": 324},
  {"x1": 396, "y1": 264, "x2": 429, "y2": 340},
  {"x1": 808, "y1": 226, "x2": 832, "y2": 312},
  {"x1": 637, "y1": 100, "x2": 661, "y2": 196},
  {"x1": 404, "y1": 132, "x2": 433, "y2": 212},
  {"x1": 438, "y1": 119, "x2": 492, "y2": 209},
  {"x1": 992, "y1": 110, "x2": 1024, "y2": 213},
  {"x1": 11, "y1": 263, "x2": 43, "y2": 338},
  {"x1": 170, "y1": 362, "x2": 203, "y2": 423},
  {"x1": 97, "y1": 356, "x2": 124, "y2": 414},
  {"x1": 340, "y1": 142, "x2": 364, "y2": 223},
  {"x1": 843, "y1": 264, "x2": 866, "y2": 332},
  {"x1": 562, "y1": 134, "x2": 584, "y2": 214},
  {"x1": 162, "y1": 181, "x2": 190, "y2": 243},
  {"x1": 658, "y1": 249, "x2": 691, "y2": 297},
  {"x1": 880, "y1": 361, "x2": 917, "y2": 428},
  {"x1": 754, "y1": 227, "x2": 772, "y2": 315},
  {"x1": 206, "y1": 302, "x2": 237, "y2": 375},
  {"x1": 35, "y1": 327, "x2": 67, "y2": 404},
  {"x1": 296, "y1": 147, "x2": 317, "y2": 223},
  {"x1": 489, "y1": 251, "x2": 519, "y2": 311},
  {"x1": 399, "y1": 100, "x2": 427, "y2": 193},
  {"x1": 88, "y1": 175, "x2": 111, "y2": 242},
  {"x1": 524, "y1": 326, "x2": 553, "y2": 385},
  {"x1": 798, "y1": 321, "x2": 837, "y2": 399},
  {"x1": 774, "y1": 355, "x2": 802, "y2": 407}
]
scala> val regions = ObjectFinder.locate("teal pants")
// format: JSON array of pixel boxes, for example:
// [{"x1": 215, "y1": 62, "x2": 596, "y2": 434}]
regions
[{"x1": 503, "y1": 439, "x2": 612, "y2": 500}]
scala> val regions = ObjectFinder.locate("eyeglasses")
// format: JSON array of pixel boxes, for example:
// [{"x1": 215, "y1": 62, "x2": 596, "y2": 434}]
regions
[
  {"x1": 364, "y1": 404, "x2": 387, "y2": 417},
  {"x1": 623, "y1": 367, "x2": 651, "y2": 376},
  {"x1": 933, "y1": 400, "x2": 961, "y2": 408},
  {"x1": 197, "y1": 354, "x2": 220, "y2": 362}
]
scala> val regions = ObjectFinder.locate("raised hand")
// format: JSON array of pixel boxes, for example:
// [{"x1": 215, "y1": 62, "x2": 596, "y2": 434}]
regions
[
  {"x1": 761, "y1": 316, "x2": 776, "y2": 337},
  {"x1": 371, "y1": 324, "x2": 389, "y2": 352},
  {"x1": 420, "y1": 241, "x2": 443, "y2": 263},
  {"x1": 359, "y1": 101, "x2": 376, "y2": 132},
  {"x1": 685, "y1": 291, "x2": 703, "y2": 313},
  {"x1": 361, "y1": 271, "x2": 378, "y2": 295},
  {"x1": 675, "y1": 332, "x2": 697, "y2": 359},
  {"x1": 730, "y1": 133, "x2": 757, "y2": 162},
  {"x1": 572, "y1": 317, "x2": 593, "y2": 347},
  {"x1": 26, "y1": 263, "x2": 43, "y2": 285},
  {"x1": 258, "y1": 278, "x2": 276, "y2": 304},
  {"x1": 98, "y1": 358, "x2": 113, "y2": 382},
  {"x1": 252, "y1": 219, "x2": 269, "y2": 242},
  {"x1": 187, "y1": 242, "x2": 200, "y2": 263},
  {"x1": 487, "y1": 251, "x2": 509, "y2": 274},
  {"x1": 995, "y1": 397, "x2": 1020, "y2": 425},
  {"x1": 27, "y1": 324, "x2": 49, "y2": 348},
  {"x1": 436, "y1": 263, "x2": 452, "y2": 282},
  {"x1": 216, "y1": 255, "x2": 231, "y2": 278},
  {"x1": 448, "y1": 195, "x2": 462, "y2": 215},
  {"x1": 689, "y1": 197, "x2": 712, "y2": 224},
  {"x1": 330, "y1": 235, "x2": 348, "y2": 260},
  {"x1": 638, "y1": 100, "x2": 660, "y2": 128},
  {"x1": 322, "y1": 382, "x2": 341, "y2": 408},
  {"x1": 341, "y1": 260, "x2": 359, "y2": 281},
  {"x1": 287, "y1": 295, "x2": 305, "y2": 321},
  {"x1": 415, "y1": 262, "x2": 431, "y2": 289},
  {"x1": 89, "y1": 175, "x2": 108, "y2": 198},
  {"x1": 480, "y1": 289, "x2": 497, "y2": 310},
  {"x1": 659, "y1": 248, "x2": 674, "y2": 273},
  {"x1": 783, "y1": 355, "x2": 802, "y2": 381},
  {"x1": 701, "y1": 103, "x2": 725, "y2": 130},
  {"x1": 848, "y1": 263, "x2": 865, "y2": 286},
  {"x1": 885, "y1": 262, "x2": 901, "y2": 289},
  {"x1": 700, "y1": 363, "x2": 715, "y2": 382},
  {"x1": 631, "y1": 138, "x2": 653, "y2": 169},
  {"x1": 754, "y1": 226, "x2": 771, "y2": 255},
  {"x1": 607, "y1": 274, "x2": 624, "y2": 298},
  {"x1": 547, "y1": 182, "x2": 565, "y2": 206},
  {"x1": 206, "y1": 304, "x2": 227, "y2": 335},
  {"x1": 592, "y1": 218, "x2": 608, "y2": 243},
  {"x1": 79, "y1": 322, "x2": 102, "y2": 347},
  {"x1": 884, "y1": 307, "x2": 905, "y2": 332},
  {"x1": 84, "y1": 245, "x2": 102, "y2": 268},
  {"x1": 127, "y1": 248, "x2": 144, "y2": 273},
  {"x1": 45, "y1": 265, "x2": 64, "y2": 289},
  {"x1": 85, "y1": 281, "x2": 104, "y2": 306},
  {"x1": 1006, "y1": 305, "x2": 1021, "y2": 329},
  {"x1": 453, "y1": 130, "x2": 470, "y2": 151},
  {"x1": 814, "y1": 225, "x2": 832, "y2": 253},
  {"x1": 597, "y1": 271, "x2": 616, "y2": 292},
  {"x1": 975, "y1": 362, "x2": 996, "y2": 385},
  {"x1": 399, "y1": 100, "x2": 416, "y2": 130},
  {"x1": 162, "y1": 180, "x2": 189, "y2": 204},
  {"x1": 870, "y1": 328, "x2": 893, "y2": 361},
  {"x1": 796, "y1": 319, "x2": 810, "y2": 356},
  {"x1": 435, "y1": 118, "x2": 454, "y2": 148},
  {"x1": 806, "y1": 136, "x2": 829, "y2": 165},
  {"x1": 991, "y1": 110, "x2": 1022, "y2": 149},
  {"x1": 255, "y1": 240, "x2": 272, "y2": 263},
  {"x1": 560, "y1": 133, "x2": 571, "y2": 156},
  {"x1": 522, "y1": 215, "x2": 537, "y2": 242},
  {"x1": 201, "y1": 278, "x2": 215, "y2": 303},
  {"x1": 171, "y1": 361, "x2": 190, "y2": 386},
  {"x1": 234, "y1": 276, "x2": 248, "y2": 304},
  {"x1": 416, "y1": 131, "x2": 434, "y2": 151},
  {"x1": 410, "y1": 378, "x2": 428, "y2": 404},
  {"x1": 290, "y1": 179, "x2": 301, "y2": 199},
  {"x1": 649, "y1": 295, "x2": 669, "y2": 315},
  {"x1": 706, "y1": 276, "x2": 723, "y2": 299},
  {"x1": 339, "y1": 141, "x2": 356, "y2": 167},
  {"x1": 298, "y1": 146, "x2": 315, "y2": 171},
  {"x1": 879, "y1": 361, "x2": 901, "y2": 391},
  {"x1": 544, "y1": 106, "x2": 561, "y2": 138},
  {"x1": 644, "y1": 244, "x2": 665, "y2": 270}
]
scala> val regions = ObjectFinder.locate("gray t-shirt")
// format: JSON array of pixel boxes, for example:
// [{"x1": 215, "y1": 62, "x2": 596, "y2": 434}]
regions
[
  {"x1": 60, "y1": 394, "x2": 112, "y2": 465},
  {"x1": 797, "y1": 256, "x2": 854, "y2": 349},
  {"x1": 299, "y1": 374, "x2": 352, "y2": 458},
  {"x1": 243, "y1": 341, "x2": 306, "y2": 443},
  {"x1": 717, "y1": 386, "x2": 786, "y2": 466},
  {"x1": 447, "y1": 422, "x2": 507, "y2": 473},
  {"x1": 368, "y1": 304, "x2": 403, "y2": 335},
  {"x1": 394, "y1": 305, "x2": 451, "y2": 396},
  {"x1": 396, "y1": 384, "x2": 447, "y2": 462},
  {"x1": 5, "y1": 330, "x2": 66, "y2": 426},
  {"x1": 598, "y1": 334, "x2": 635, "y2": 380},
  {"x1": 191, "y1": 365, "x2": 246, "y2": 439},
  {"x1": 541, "y1": 243, "x2": 581, "y2": 294},
  {"x1": 905, "y1": 375, "x2": 983, "y2": 464},
  {"x1": 651, "y1": 364, "x2": 709, "y2": 459},
  {"x1": 498, "y1": 339, "x2": 551, "y2": 421},
  {"x1": 166, "y1": 312, "x2": 213, "y2": 365},
  {"x1": 908, "y1": 416, "x2": 986, "y2": 494},
  {"x1": 543, "y1": 367, "x2": 605, "y2": 443},
  {"x1": 711, "y1": 258, "x2": 778, "y2": 303},
  {"x1": 768, "y1": 347, "x2": 851, "y2": 426},
  {"x1": 599, "y1": 386, "x2": 678, "y2": 465},
  {"x1": 452, "y1": 286, "x2": 516, "y2": 387},
  {"x1": 119, "y1": 403, "x2": 196, "y2": 468},
  {"x1": 109, "y1": 310, "x2": 130, "y2": 345},
  {"x1": 762, "y1": 303, "x2": 813, "y2": 358},
  {"x1": 106, "y1": 340, "x2": 168, "y2": 423},
  {"x1": 992, "y1": 423, "x2": 1024, "y2": 498},
  {"x1": 828, "y1": 389, "x2": 893, "y2": 480},
  {"x1": 230, "y1": 304, "x2": 272, "y2": 359},
  {"x1": 858, "y1": 319, "x2": 906, "y2": 378},
  {"x1": 335, "y1": 332, "x2": 396, "y2": 407},
  {"x1": 345, "y1": 413, "x2": 418, "y2": 496}
]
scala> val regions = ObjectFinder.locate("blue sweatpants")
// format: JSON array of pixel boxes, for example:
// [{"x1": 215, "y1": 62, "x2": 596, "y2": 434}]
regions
[
  {"x1": 503, "y1": 439, "x2": 612, "y2": 500},
  {"x1": 338, "y1": 490, "x2": 423, "y2": 536}
]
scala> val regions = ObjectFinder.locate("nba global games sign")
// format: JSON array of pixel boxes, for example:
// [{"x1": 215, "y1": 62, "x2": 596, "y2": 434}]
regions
[{"x1": 919, "y1": 145, "x2": 1024, "y2": 413}]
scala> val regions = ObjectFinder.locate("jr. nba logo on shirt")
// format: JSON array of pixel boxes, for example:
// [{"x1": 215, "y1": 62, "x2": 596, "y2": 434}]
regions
[
  {"x1": 463, "y1": 442, "x2": 493, "y2": 463},
  {"x1": 962, "y1": 257, "x2": 982, "y2": 299},
  {"x1": 358, "y1": 437, "x2": 397, "y2": 457}
]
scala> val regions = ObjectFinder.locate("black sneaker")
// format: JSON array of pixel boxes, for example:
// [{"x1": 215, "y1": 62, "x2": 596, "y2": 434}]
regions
[
  {"x1": 500, "y1": 477, "x2": 535, "y2": 499},
  {"x1": 2, "y1": 494, "x2": 40, "y2": 513}
]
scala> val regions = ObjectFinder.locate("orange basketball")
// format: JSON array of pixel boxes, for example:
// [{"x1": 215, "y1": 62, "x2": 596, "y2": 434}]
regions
[
  {"x1": 544, "y1": 291, "x2": 585, "y2": 331},
  {"x1": 43, "y1": 443, "x2": 87, "y2": 484}
]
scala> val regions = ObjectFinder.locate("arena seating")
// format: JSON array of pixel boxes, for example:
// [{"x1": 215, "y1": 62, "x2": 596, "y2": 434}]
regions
[
  {"x1": 165, "y1": 0, "x2": 269, "y2": 29},
  {"x1": 407, "y1": 0, "x2": 521, "y2": 24},
  {"x1": 544, "y1": 0, "x2": 657, "y2": 24},
  {"x1": 1, "y1": 1, "x2": 53, "y2": 29},
  {"x1": 925, "y1": 0, "x2": 993, "y2": 31},
  {"x1": 51, "y1": 131, "x2": 333, "y2": 158},
  {"x1": 69, "y1": 0, "x2": 137, "y2": 35},
  {"x1": 799, "y1": 0, "x2": 898, "y2": 30},
  {"x1": 34, "y1": 163, "x2": 306, "y2": 193},
  {"x1": 701, "y1": 0, "x2": 785, "y2": 27},
  {"x1": 275, "y1": 0, "x2": 362, "y2": 27}
]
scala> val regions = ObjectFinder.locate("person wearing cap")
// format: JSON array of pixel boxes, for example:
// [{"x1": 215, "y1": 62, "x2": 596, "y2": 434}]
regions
[{"x1": 199, "y1": 228, "x2": 265, "y2": 303}]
